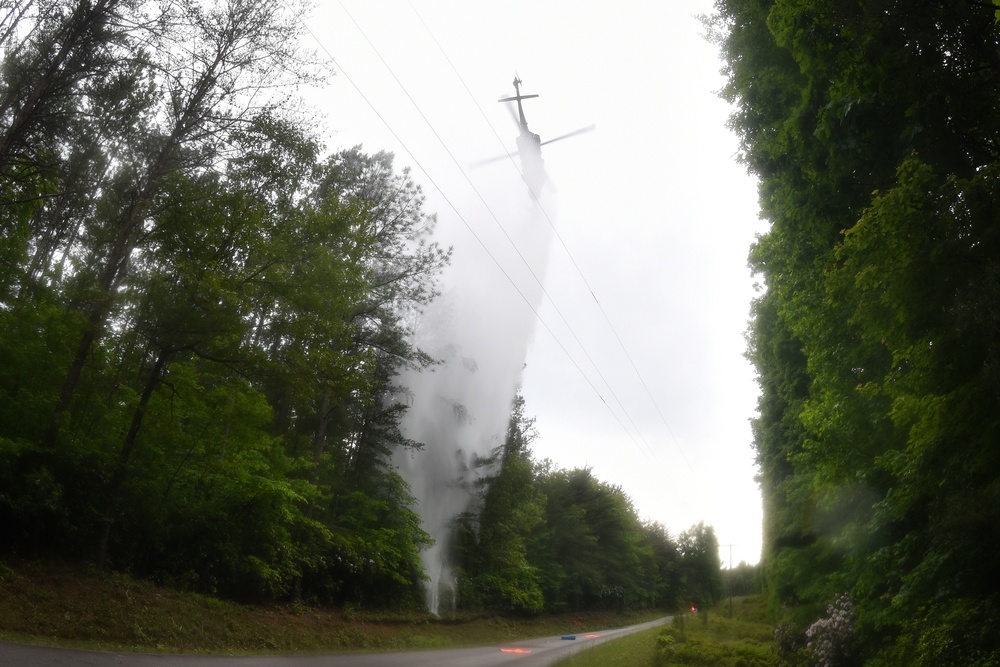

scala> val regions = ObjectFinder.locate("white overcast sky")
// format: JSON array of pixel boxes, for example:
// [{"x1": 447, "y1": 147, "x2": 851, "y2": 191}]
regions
[{"x1": 304, "y1": 0, "x2": 767, "y2": 567}]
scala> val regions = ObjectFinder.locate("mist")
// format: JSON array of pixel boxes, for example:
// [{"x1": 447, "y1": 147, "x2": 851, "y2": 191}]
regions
[{"x1": 395, "y1": 146, "x2": 552, "y2": 614}]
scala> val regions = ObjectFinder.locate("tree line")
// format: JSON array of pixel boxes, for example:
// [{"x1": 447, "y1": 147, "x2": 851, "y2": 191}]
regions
[
  {"x1": 0, "y1": 0, "x2": 445, "y2": 605},
  {"x1": 712, "y1": 0, "x2": 1000, "y2": 663},
  {"x1": 0, "y1": 0, "x2": 722, "y2": 613},
  {"x1": 451, "y1": 393, "x2": 724, "y2": 614}
]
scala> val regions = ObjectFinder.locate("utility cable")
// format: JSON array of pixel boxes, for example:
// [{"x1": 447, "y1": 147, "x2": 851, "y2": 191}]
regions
[
  {"x1": 341, "y1": 1, "x2": 657, "y2": 461},
  {"x1": 408, "y1": 3, "x2": 692, "y2": 469},
  {"x1": 293, "y1": 5, "x2": 649, "y2": 458}
]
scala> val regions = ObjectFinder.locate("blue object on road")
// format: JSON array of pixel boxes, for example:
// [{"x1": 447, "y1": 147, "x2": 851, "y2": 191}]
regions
[{"x1": 560, "y1": 635, "x2": 576, "y2": 640}]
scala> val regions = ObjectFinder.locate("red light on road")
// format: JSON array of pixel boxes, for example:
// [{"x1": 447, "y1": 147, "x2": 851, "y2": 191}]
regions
[
  {"x1": 500, "y1": 647, "x2": 533, "y2": 654},
  {"x1": 584, "y1": 634, "x2": 599, "y2": 638}
]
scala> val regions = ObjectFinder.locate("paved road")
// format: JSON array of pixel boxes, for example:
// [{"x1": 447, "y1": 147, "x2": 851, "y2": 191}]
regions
[{"x1": 0, "y1": 617, "x2": 669, "y2": 666}]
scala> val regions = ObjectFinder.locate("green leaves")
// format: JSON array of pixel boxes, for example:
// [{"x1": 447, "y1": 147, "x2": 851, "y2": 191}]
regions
[
  {"x1": 452, "y1": 396, "x2": 698, "y2": 615},
  {"x1": 0, "y1": 13, "x2": 444, "y2": 604},
  {"x1": 717, "y1": 0, "x2": 1000, "y2": 659},
  {"x1": 678, "y1": 523, "x2": 724, "y2": 607}
]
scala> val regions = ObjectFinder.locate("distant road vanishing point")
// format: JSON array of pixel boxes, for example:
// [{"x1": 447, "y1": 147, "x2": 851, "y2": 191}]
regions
[{"x1": 0, "y1": 616, "x2": 670, "y2": 667}]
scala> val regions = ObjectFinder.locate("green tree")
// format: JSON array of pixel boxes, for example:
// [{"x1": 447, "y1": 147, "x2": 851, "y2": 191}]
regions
[
  {"x1": 713, "y1": 0, "x2": 1000, "y2": 661},
  {"x1": 723, "y1": 560, "x2": 763, "y2": 598},
  {"x1": 0, "y1": 1, "x2": 447, "y2": 606},
  {"x1": 642, "y1": 521, "x2": 680, "y2": 609},
  {"x1": 454, "y1": 392, "x2": 545, "y2": 614},
  {"x1": 678, "y1": 522, "x2": 723, "y2": 608},
  {"x1": 47, "y1": 0, "x2": 318, "y2": 447},
  {"x1": 278, "y1": 147, "x2": 448, "y2": 606},
  {"x1": 530, "y1": 467, "x2": 653, "y2": 611}
]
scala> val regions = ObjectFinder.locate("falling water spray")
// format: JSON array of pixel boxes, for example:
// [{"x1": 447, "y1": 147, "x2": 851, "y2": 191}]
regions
[{"x1": 396, "y1": 149, "x2": 553, "y2": 614}]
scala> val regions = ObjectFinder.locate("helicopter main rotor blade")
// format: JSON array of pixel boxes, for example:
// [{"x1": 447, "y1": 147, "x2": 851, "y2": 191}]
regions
[
  {"x1": 470, "y1": 151, "x2": 520, "y2": 168},
  {"x1": 539, "y1": 124, "x2": 596, "y2": 146}
]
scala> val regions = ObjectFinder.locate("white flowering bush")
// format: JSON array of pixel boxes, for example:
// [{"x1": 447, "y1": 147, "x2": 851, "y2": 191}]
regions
[{"x1": 805, "y1": 593, "x2": 856, "y2": 667}]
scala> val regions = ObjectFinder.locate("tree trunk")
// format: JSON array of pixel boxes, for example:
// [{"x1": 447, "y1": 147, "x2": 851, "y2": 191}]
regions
[
  {"x1": 0, "y1": 0, "x2": 120, "y2": 171},
  {"x1": 95, "y1": 349, "x2": 169, "y2": 569},
  {"x1": 44, "y1": 0, "x2": 292, "y2": 446},
  {"x1": 46, "y1": 110, "x2": 197, "y2": 447},
  {"x1": 304, "y1": 392, "x2": 332, "y2": 522}
]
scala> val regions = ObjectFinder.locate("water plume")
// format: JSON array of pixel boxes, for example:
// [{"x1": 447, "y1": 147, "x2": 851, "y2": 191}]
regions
[{"x1": 396, "y1": 149, "x2": 552, "y2": 614}]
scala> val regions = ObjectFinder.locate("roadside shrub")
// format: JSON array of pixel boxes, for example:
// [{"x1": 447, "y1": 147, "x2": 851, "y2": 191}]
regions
[
  {"x1": 773, "y1": 623, "x2": 808, "y2": 667},
  {"x1": 657, "y1": 630, "x2": 679, "y2": 661},
  {"x1": 805, "y1": 594, "x2": 856, "y2": 667}
]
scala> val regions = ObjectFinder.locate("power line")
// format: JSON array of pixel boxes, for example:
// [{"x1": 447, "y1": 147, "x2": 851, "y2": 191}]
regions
[
  {"x1": 340, "y1": 1, "x2": 659, "y2": 460},
  {"x1": 295, "y1": 4, "x2": 651, "y2": 458},
  {"x1": 407, "y1": 3, "x2": 691, "y2": 470}
]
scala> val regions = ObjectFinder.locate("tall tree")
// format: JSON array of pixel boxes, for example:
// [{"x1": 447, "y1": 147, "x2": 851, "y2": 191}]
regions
[
  {"x1": 1, "y1": 2, "x2": 449, "y2": 606},
  {"x1": 714, "y1": 0, "x2": 1000, "y2": 661},
  {"x1": 528, "y1": 467, "x2": 654, "y2": 611},
  {"x1": 47, "y1": 0, "x2": 318, "y2": 446},
  {"x1": 642, "y1": 521, "x2": 681, "y2": 609},
  {"x1": 0, "y1": 0, "x2": 125, "y2": 174},
  {"x1": 455, "y1": 392, "x2": 545, "y2": 614},
  {"x1": 678, "y1": 522, "x2": 723, "y2": 608}
]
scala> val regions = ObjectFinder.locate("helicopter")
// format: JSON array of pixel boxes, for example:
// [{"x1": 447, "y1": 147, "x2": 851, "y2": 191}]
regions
[{"x1": 473, "y1": 76, "x2": 594, "y2": 168}]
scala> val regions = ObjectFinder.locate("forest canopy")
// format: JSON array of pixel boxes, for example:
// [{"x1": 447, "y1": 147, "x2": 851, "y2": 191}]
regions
[
  {"x1": 0, "y1": 0, "x2": 721, "y2": 614},
  {"x1": 712, "y1": 0, "x2": 1000, "y2": 663}
]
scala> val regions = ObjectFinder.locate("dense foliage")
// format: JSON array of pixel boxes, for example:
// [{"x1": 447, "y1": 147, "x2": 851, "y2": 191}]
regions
[
  {"x1": 712, "y1": 0, "x2": 1000, "y2": 663},
  {"x1": 452, "y1": 393, "x2": 724, "y2": 615},
  {"x1": 0, "y1": 0, "x2": 448, "y2": 606}
]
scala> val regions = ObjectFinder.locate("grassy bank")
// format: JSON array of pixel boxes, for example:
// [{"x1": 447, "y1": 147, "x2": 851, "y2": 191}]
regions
[
  {"x1": 555, "y1": 595, "x2": 777, "y2": 666},
  {"x1": 0, "y1": 559, "x2": 661, "y2": 655}
]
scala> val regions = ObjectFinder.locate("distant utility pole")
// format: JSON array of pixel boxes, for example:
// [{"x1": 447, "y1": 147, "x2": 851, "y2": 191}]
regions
[{"x1": 722, "y1": 544, "x2": 735, "y2": 617}]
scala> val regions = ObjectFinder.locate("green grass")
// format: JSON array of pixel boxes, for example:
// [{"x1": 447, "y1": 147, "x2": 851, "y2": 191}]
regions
[
  {"x1": 555, "y1": 596, "x2": 778, "y2": 667},
  {"x1": 0, "y1": 559, "x2": 662, "y2": 655},
  {"x1": 554, "y1": 625, "x2": 665, "y2": 666}
]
